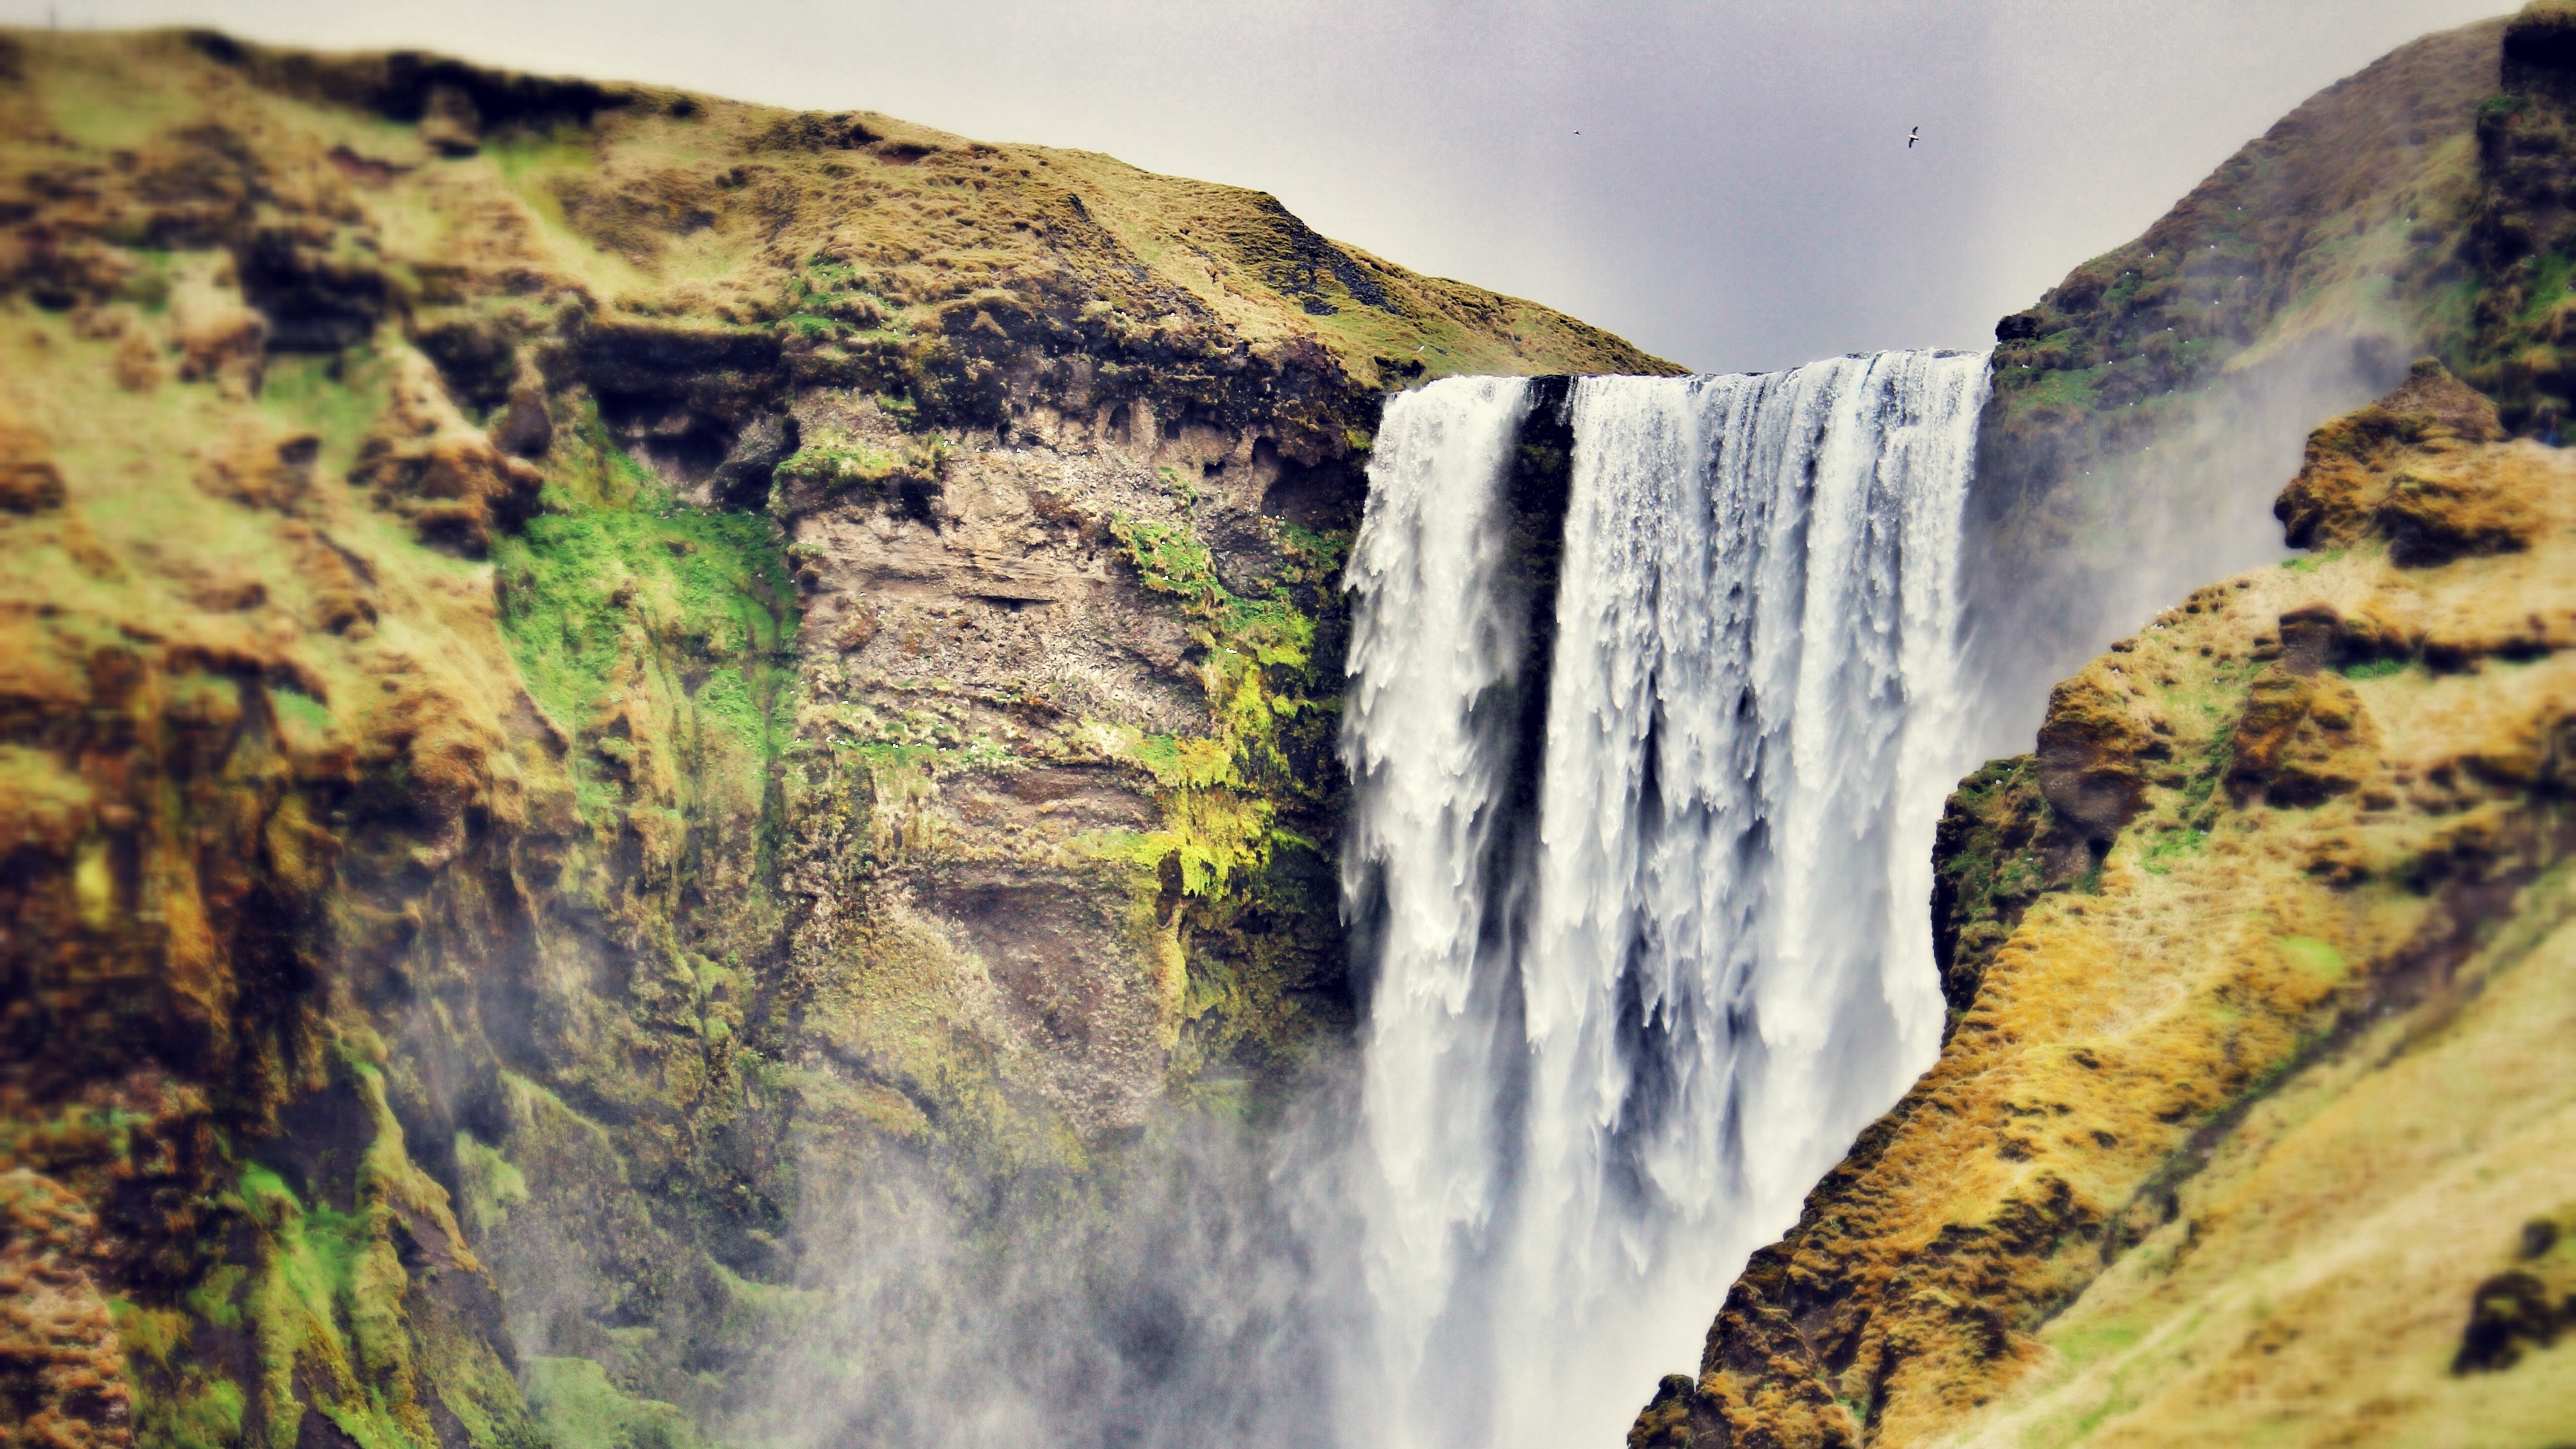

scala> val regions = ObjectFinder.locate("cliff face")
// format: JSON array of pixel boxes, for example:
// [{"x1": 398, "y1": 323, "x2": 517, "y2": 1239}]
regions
[
  {"x1": 1634, "y1": 363, "x2": 2576, "y2": 1445},
  {"x1": 0, "y1": 29, "x2": 1674, "y2": 1449}
]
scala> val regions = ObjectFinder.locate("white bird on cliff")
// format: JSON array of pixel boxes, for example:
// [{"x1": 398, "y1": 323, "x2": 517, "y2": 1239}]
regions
[{"x1": 1907, "y1": 126, "x2": 1921, "y2": 149}]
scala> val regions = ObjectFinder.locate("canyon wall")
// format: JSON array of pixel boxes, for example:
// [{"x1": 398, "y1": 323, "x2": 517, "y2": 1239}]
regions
[
  {"x1": 9, "y1": 11, "x2": 2576, "y2": 1449},
  {"x1": 0, "y1": 29, "x2": 1672, "y2": 1449}
]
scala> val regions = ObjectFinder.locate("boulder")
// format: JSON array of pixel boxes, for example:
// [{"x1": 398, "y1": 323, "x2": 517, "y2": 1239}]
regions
[{"x1": 351, "y1": 350, "x2": 543, "y2": 555}]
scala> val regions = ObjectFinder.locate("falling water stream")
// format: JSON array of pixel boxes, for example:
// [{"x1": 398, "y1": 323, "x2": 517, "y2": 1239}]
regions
[
  {"x1": 765, "y1": 355, "x2": 1992, "y2": 1449},
  {"x1": 1338, "y1": 354, "x2": 1992, "y2": 1449}
]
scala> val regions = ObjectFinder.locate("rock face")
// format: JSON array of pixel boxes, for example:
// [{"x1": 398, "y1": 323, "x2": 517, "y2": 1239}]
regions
[
  {"x1": 1631, "y1": 363, "x2": 2576, "y2": 1448},
  {"x1": 0, "y1": 28, "x2": 1675, "y2": 1449}
]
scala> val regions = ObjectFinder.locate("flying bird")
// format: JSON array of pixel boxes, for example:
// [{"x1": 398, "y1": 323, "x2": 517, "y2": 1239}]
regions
[{"x1": 1907, "y1": 126, "x2": 1921, "y2": 149}]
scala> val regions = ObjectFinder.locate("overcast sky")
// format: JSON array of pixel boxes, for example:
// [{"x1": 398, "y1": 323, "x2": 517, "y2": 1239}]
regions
[{"x1": 1, "y1": 0, "x2": 2514, "y2": 372}]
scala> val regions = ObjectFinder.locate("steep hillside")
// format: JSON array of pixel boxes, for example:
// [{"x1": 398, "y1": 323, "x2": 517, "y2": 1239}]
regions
[
  {"x1": 1967, "y1": 14, "x2": 2510, "y2": 747},
  {"x1": 1628, "y1": 11, "x2": 2576, "y2": 1446},
  {"x1": 1632, "y1": 361, "x2": 2576, "y2": 1448},
  {"x1": 0, "y1": 28, "x2": 1672, "y2": 1449}
]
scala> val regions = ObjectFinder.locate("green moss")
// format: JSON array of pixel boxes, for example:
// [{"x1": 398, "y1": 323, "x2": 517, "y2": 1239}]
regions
[
  {"x1": 147, "y1": 1375, "x2": 249, "y2": 1449},
  {"x1": 1094, "y1": 513, "x2": 1334, "y2": 898},
  {"x1": 490, "y1": 405, "x2": 799, "y2": 837},
  {"x1": 2139, "y1": 828, "x2": 2210, "y2": 876},
  {"x1": 1083, "y1": 506, "x2": 1353, "y2": 1080},
  {"x1": 2278, "y1": 936, "x2": 2350, "y2": 981},
  {"x1": 260, "y1": 347, "x2": 396, "y2": 478},
  {"x1": 115, "y1": 1295, "x2": 252, "y2": 1449},
  {"x1": 452, "y1": 1132, "x2": 530, "y2": 1240},
  {"x1": 186, "y1": 1265, "x2": 249, "y2": 1332},
  {"x1": 269, "y1": 686, "x2": 335, "y2": 734},
  {"x1": 523, "y1": 1356, "x2": 710, "y2": 1449},
  {"x1": 773, "y1": 433, "x2": 949, "y2": 499},
  {"x1": 1935, "y1": 755, "x2": 2062, "y2": 950},
  {"x1": 233, "y1": 1161, "x2": 426, "y2": 1449},
  {"x1": 1997, "y1": 360, "x2": 2108, "y2": 424}
]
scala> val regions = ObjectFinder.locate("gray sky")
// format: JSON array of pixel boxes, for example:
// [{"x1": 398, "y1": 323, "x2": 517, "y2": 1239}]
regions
[{"x1": 3, "y1": 1, "x2": 2512, "y2": 372}]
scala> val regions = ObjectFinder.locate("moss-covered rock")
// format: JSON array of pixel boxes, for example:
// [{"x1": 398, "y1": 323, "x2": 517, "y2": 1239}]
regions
[{"x1": 0, "y1": 26, "x2": 1674, "y2": 1449}]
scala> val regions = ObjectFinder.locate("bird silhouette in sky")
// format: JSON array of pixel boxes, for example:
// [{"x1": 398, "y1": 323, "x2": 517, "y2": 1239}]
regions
[{"x1": 1907, "y1": 126, "x2": 1921, "y2": 149}]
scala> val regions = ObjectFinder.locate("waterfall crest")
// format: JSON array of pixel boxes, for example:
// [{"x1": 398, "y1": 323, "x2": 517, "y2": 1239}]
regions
[{"x1": 1340, "y1": 354, "x2": 1991, "y2": 1449}]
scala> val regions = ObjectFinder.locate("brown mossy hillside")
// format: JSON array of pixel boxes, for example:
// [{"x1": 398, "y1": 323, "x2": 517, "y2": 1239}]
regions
[
  {"x1": 1984, "y1": 19, "x2": 2493, "y2": 437},
  {"x1": 0, "y1": 25, "x2": 1677, "y2": 1449},
  {"x1": 1980, "y1": 3, "x2": 2576, "y2": 733},
  {"x1": 1634, "y1": 364, "x2": 2576, "y2": 1448},
  {"x1": 0, "y1": 26, "x2": 1668, "y2": 464}
]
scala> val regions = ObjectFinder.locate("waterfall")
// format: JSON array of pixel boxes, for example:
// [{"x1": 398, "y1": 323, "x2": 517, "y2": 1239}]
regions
[{"x1": 1339, "y1": 352, "x2": 1991, "y2": 1449}]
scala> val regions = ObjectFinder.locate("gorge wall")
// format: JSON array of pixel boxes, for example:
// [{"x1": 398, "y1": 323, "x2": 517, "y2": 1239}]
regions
[{"x1": 0, "y1": 28, "x2": 1673, "y2": 1449}]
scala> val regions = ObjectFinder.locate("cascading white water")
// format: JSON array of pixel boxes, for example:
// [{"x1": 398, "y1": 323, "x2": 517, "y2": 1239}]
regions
[
  {"x1": 1336, "y1": 376, "x2": 1542, "y2": 1446},
  {"x1": 1340, "y1": 353, "x2": 1991, "y2": 1449}
]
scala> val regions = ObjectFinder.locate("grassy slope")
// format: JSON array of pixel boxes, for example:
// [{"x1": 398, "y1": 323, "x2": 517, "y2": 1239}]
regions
[
  {"x1": 97, "y1": 28, "x2": 1672, "y2": 387},
  {"x1": 1932, "y1": 874, "x2": 2576, "y2": 1448}
]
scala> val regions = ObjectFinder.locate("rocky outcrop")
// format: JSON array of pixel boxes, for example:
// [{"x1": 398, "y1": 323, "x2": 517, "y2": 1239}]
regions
[
  {"x1": 1633, "y1": 366, "x2": 2576, "y2": 1448},
  {"x1": 0, "y1": 1171, "x2": 129, "y2": 1449},
  {"x1": 350, "y1": 352, "x2": 545, "y2": 555},
  {"x1": 1927, "y1": 757, "x2": 2070, "y2": 1034}
]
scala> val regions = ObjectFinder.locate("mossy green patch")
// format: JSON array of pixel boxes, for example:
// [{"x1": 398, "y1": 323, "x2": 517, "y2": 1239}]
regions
[
  {"x1": 2277, "y1": 936, "x2": 2349, "y2": 981},
  {"x1": 233, "y1": 1160, "x2": 424, "y2": 1449},
  {"x1": 490, "y1": 406, "x2": 798, "y2": 836},
  {"x1": 523, "y1": 1356, "x2": 711, "y2": 1449},
  {"x1": 1081, "y1": 506, "x2": 1352, "y2": 1081},
  {"x1": 2138, "y1": 828, "x2": 2210, "y2": 876}
]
